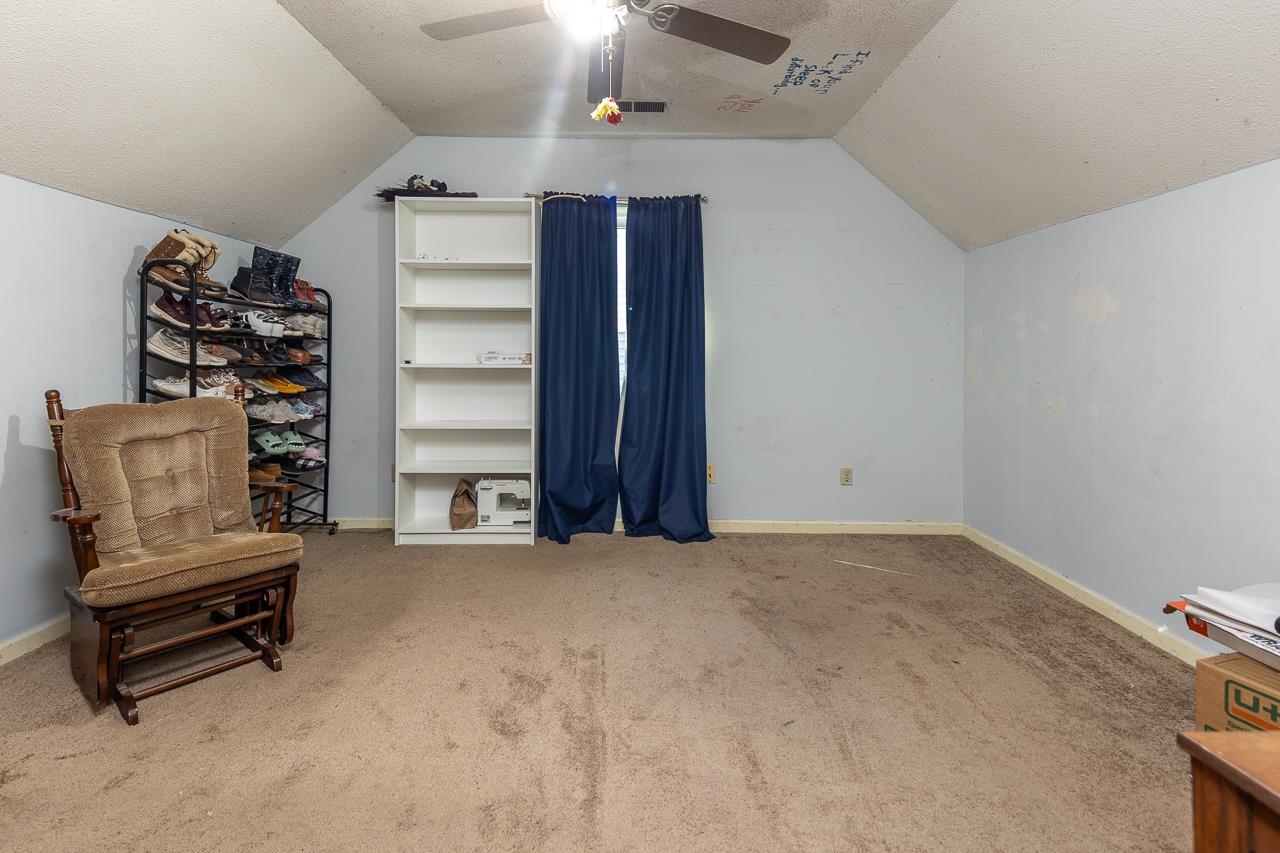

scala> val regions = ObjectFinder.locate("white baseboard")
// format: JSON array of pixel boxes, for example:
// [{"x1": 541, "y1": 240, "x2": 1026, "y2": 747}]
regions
[
  {"x1": 335, "y1": 517, "x2": 394, "y2": 530},
  {"x1": 0, "y1": 616, "x2": 70, "y2": 666},
  {"x1": 709, "y1": 520, "x2": 963, "y2": 535},
  {"x1": 961, "y1": 525, "x2": 1204, "y2": 666}
]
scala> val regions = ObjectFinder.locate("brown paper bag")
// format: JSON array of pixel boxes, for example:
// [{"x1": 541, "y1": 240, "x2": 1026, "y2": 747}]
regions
[{"x1": 449, "y1": 478, "x2": 478, "y2": 530}]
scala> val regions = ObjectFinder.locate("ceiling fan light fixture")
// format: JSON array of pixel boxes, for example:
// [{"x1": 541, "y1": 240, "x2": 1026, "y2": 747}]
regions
[{"x1": 543, "y1": 0, "x2": 625, "y2": 42}]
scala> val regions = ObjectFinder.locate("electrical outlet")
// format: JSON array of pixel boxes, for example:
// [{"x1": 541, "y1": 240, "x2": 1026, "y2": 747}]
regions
[
  {"x1": 706, "y1": 464, "x2": 716, "y2": 485},
  {"x1": 840, "y1": 467, "x2": 854, "y2": 486}
]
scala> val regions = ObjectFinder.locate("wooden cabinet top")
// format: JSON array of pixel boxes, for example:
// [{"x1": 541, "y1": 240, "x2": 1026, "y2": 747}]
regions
[{"x1": 1178, "y1": 731, "x2": 1280, "y2": 815}]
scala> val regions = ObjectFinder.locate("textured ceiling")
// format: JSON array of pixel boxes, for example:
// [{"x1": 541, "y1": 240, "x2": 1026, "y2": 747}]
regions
[
  {"x1": 277, "y1": 0, "x2": 956, "y2": 137},
  {"x1": 0, "y1": 1, "x2": 411, "y2": 246},
  {"x1": 835, "y1": 0, "x2": 1280, "y2": 248},
  {"x1": 4, "y1": 1, "x2": 1278, "y2": 249}
]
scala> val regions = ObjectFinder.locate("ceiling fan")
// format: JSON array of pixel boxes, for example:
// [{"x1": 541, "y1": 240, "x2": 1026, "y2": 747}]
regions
[{"x1": 421, "y1": 0, "x2": 791, "y2": 105}]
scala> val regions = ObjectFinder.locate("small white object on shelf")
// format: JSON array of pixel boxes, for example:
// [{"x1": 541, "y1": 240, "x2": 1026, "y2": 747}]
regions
[{"x1": 478, "y1": 351, "x2": 533, "y2": 365}]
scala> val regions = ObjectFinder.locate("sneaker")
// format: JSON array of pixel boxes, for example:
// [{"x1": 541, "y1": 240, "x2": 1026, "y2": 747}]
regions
[
  {"x1": 284, "y1": 313, "x2": 322, "y2": 337},
  {"x1": 148, "y1": 292, "x2": 192, "y2": 327},
  {"x1": 279, "y1": 366, "x2": 323, "y2": 389},
  {"x1": 273, "y1": 400, "x2": 302, "y2": 422},
  {"x1": 146, "y1": 329, "x2": 226, "y2": 366},
  {"x1": 286, "y1": 399, "x2": 315, "y2": 420},
  {"x1": 153, "y1": 372, "x2": 234, "y2": 398},
  {"x1": 245, "y1": 401, "x2": 278, "y2": 421},
  {"x1": 240, "y1": 310, "x2": 284, "y2": 337},
  {"x1": 197, "y1": 368, "x2": 252, "y2": 399}
]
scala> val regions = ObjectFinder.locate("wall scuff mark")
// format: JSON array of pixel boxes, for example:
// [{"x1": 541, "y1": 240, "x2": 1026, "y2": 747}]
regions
[{"x1": 1074, "y1": 287, "x2": 1121, "y2": 325}]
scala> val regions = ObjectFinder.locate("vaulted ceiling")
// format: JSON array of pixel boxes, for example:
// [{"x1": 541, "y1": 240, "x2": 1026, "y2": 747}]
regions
[{"x1": 2, "y1": 1, "x2": 1277, "y2": 249}]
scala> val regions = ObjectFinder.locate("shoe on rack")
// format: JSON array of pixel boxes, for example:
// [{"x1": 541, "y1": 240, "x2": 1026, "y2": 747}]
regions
[
  {"x1": 202, "y1": 343, "x2": 243, "y2": 364},
  {"x1": 199, "y1": 302, "x2": 233, "y2": 331},
  {"x1": 240, "y1": 310, "x2": 284, "y2": 337},
  {"x1": 219, "y1": 342, "x2": 261, "y2": 364},
  {"x1": 274, "y1": 400, "x2": 303, "y2": 422},
  {"x1": 146, "y1": 329, "x2": 227, "y2": 366},
  {"x1": 279, "y1": 365, "x2": 323, "y2": 389},
  {"x1": 152, "y1": 372, "x2": 236, "y2": 398},
  {"x1": 168, "y1": 229, "x2": 227, "y2": 294},
  {"x1": 283, "y1": 313, "x2": 321, "y2": 337},
  {"x1": 286, "y1": 345, "x2": 311, "y2": 364},
  {"x1": 285, "y1": 399, "x2": 316, "y2": 420},
  {"x1": 259, "y1": 372, "x2": 307, "y2": 394},
  {"x1": 248, "y1": 465, "x2": 277, "y2": 484},
  {"x1": 293, "y1": 279, "x2": 328, "y2": 312},
  {"x1": 252, "y1": 246, "x2": 311, "y2": 311},
  {"x1": 244, "y1": 401, "x2": 278, "y2": 421},
  {"x1": 229, "y1": 267, "x2": 282, "y2": 307},
  {"x1": 148, "y1": 292, "x2": 193, "y2": 327},
  {"x1": 139, "y1": 234, "x2": 205, "y2": 294},
  {"x1": 197, "y1": 368, "x2": 252, "y2": 399},
  {"x1": 242, "y1": 376, "x2": 279, "y2": 395},
  {"x1": 301, "y1": 395, "x2": 326, "y2": 417}
]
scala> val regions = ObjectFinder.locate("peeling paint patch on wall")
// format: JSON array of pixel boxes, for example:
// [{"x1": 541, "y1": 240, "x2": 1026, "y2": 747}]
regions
[
  {"x1": 1074, "y1": 287, "x2": 1121, "y2": 325},
  {"x1": 1045, "y1": 397, "x2": 1067, "y2": 417}
]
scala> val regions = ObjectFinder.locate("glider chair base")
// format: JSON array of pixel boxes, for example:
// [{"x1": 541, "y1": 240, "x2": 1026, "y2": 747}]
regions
[{"x1": 64, "y1": 564, "x2": 299, "y2": 725}]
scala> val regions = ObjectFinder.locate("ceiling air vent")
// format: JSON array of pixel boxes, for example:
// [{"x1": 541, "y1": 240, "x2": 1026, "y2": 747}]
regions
[{"x1": 616, "y1": 100, "x2": 667, "y2": 114}]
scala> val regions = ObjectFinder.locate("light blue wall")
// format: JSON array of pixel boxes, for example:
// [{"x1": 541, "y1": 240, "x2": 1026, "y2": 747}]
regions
[
  {"x1": 0, "y1": 173, "x2": 252, "y2": 649},
  {"x1": 964, "y1": 158, "x2": 1280, "y2": 653},
  {"x1": 284, "y1": 136, "x2": 966, "y2": 523}
]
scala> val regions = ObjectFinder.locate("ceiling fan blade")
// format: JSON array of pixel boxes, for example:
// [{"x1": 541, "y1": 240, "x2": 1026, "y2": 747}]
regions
[
  {"x1": 421, "y1": 4, "x2": 548, "y2": 40},
  {"x1": 587, "y1": 37, "x2": 625, "y2": 104},
  {"x1": 645, "y1": 4, "x2": 790, "y2": 64}
]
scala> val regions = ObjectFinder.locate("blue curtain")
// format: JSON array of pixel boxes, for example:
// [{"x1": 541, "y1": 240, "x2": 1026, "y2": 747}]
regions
[
  {"x1": 538, "y1": 194, "x2": 620, "y2": 543},
  {"x1": 618, "y1": 196, "x2": 714, "y2": 543}
]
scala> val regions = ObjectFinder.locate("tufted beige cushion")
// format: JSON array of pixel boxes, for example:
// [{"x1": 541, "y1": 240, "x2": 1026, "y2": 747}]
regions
[
  {"x1": 63, "y1": 397, "x2": 256, "y2": 552},
  {"x1": 80, "y1": 531, "x2": 303, "y2": 607},
  {"x1": 61, "y1": 397, "x2": 302, "y2": 607}
]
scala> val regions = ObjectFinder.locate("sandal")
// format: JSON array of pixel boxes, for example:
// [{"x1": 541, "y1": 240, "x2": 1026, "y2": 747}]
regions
[
  {"x1": 253, "y1": 432, "x2": 289, "y2": 455},
  {"x1": 278, "y1": 430, "x2": 307, "y2": 452}
]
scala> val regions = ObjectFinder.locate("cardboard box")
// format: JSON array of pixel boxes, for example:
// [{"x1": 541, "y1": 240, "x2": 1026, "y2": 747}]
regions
[{"x1": 1195, "y1": 653, "x2": 1280, "y2": 732}]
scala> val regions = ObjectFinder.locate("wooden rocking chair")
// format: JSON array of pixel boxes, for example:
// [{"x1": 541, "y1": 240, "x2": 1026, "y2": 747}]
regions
[{"x1": 45, "y1": 389, "x2": 303, "y2": 725}]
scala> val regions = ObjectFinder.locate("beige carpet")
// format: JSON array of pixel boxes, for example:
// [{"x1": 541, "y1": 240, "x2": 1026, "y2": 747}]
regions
[{"x1": 0, "y1": 532, "x2": 1193, "y2": 851}]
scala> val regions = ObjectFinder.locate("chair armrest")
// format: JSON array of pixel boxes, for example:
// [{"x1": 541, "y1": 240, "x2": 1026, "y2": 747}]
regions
[
  {"x1": 50, "y1": 508, "x2": 101, "y2": 576},
  {"x1": 50, "y1": 507, "x2": 101, "y2": 526}
]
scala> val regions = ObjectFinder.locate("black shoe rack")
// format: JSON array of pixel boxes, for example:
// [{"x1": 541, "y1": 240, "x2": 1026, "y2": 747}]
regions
[{"x1": 136, "y1": 259, "x2": 337, "y2": 535}]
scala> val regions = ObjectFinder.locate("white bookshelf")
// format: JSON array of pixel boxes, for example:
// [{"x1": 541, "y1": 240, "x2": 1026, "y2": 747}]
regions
[{"x1": 394, "y1": 197, "x2": 536, "y2": 545}]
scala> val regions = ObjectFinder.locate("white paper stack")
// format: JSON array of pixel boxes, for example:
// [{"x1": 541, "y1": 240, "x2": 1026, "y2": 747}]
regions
[{"x1": 1182, "y1": 583, "x2": 1280, "y2": 669}]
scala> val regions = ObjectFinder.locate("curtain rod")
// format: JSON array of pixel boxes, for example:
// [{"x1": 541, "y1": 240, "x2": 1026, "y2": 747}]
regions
[{"x1": 524, "y1": 193, "x2": 709, "y2": 204}]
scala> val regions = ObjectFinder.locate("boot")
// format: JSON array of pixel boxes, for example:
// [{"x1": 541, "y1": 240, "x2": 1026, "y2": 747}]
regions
[
  {"x1": 252, "y1": 247, "x2": 309, "y2": 310},
  {"x1": 166, "y1": 229, "x2": 226, "y2": 294},
  {"x1": 139, "y1": 234, "x2": 204, "y2": 293}
]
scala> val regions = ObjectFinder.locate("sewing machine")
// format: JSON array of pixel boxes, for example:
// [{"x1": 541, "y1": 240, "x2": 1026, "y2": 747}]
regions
[{"x1": 476, "y1": 478, "x2": 532, "y2": 526}]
